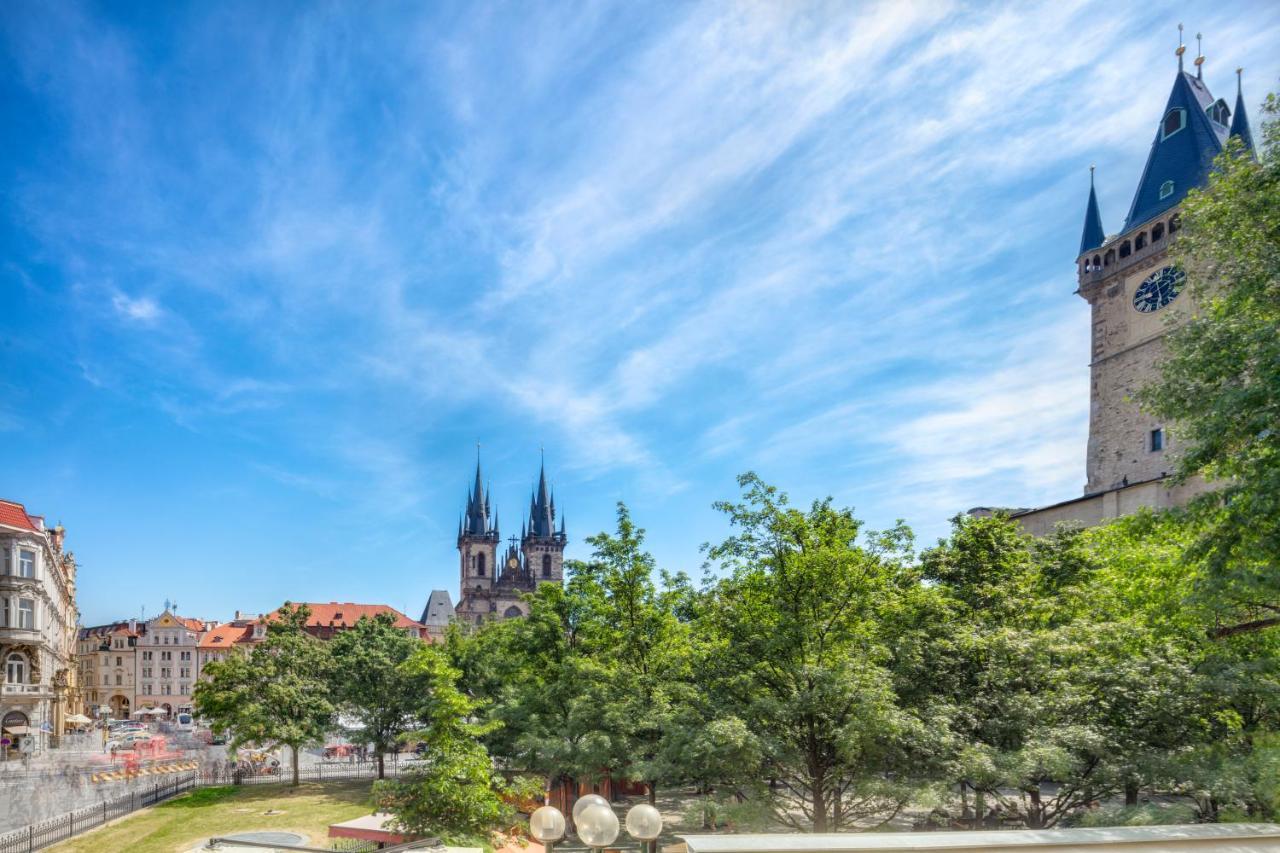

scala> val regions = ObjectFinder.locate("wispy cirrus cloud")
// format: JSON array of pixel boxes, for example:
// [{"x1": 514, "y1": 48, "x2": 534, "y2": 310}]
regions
[{"x1": 4, "y1": 0, "x2": 1279, "y2": 621}]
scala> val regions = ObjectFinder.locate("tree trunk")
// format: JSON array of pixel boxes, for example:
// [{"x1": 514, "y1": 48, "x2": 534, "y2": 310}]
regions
[
  {"x1": 1026, "y1": 788, "x2": 1043, "y2": 829},
  {"x1": 1124, "y1": 780, "x2": 1139, "y2": 807},
  {"x1": 811, "y1": 771, "x2": 828, "y2": 832},
  {"x1": 291, "y1": 745, "x2": 300, "y2": 787},
  {"x1": 648, "y1": 780, "x2": 657, "y2": 805}
]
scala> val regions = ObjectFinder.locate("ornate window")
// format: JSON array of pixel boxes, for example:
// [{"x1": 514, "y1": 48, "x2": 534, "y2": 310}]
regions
[
  {"x1": 542, "y1": 554, "x2": 552, "y2": 578},
  {"x1": 504, "y1": 606, "x2": 523, "y2": 618},
  {"x1": 1159, "y1": 180, "x2": 1175, "y2": 200},
  {"x1": 476, "y1": 553, "x2": 486, "y2": 577},
  {"x1": 17, "y1": 598, "x2": 34, "y2": 629},
  {"x1": 5, "y1": 653, "x2": 27, "y2": 685}
]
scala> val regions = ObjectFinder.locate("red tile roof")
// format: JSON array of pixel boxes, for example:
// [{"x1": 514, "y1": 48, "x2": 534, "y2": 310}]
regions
[
  {"x1": 0, "y1": 500, "x2": 39, "y2": 532},
  {"x1": 175, "y1": 616, "x2": 208, "y2": 632},
  {"x1": 270, "y1": 602, "x2": 426, "y2": 631},
  {"x1": 198, "y1": 622, "x2": 254, "y2": 649}
]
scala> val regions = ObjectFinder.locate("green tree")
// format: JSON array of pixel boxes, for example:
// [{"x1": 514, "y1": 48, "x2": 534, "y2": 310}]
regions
[
  {"x1": 374, "y1": 644, "x2": 514, "y2": 841},
  {"x1": 570, "y1": 503, "x2": 697, "y2": 803},
  {"x1": 920, "y1": 515, "x2": 1208, "y2": 827},
  {"x1": 1138, "y1": 93, "x2": 1280, "y2": 636},
  {"x1": 194, "y1": 603, "x2": 335, "y2": 786},
  {"x1": 700, "y1": 473, "x2": 938, "y2": 831},
  {"x1": 328, "y1": 612, "x2": 425, "y2": 778}
]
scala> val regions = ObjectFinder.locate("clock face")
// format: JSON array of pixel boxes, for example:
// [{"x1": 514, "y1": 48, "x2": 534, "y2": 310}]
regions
[{"x1": 1133, "y1": 266, "x2": 1185, "y2": 313}]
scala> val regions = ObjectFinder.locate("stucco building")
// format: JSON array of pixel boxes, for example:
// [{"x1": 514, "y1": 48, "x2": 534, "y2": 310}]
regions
[
  {"x1": 134, "y1": 610, "x2": 207, "y2": 718},
  {"x1": 982, "y1": 46, "x2": 1256, "y2": 535},
  {"x1": 77, "y1": 621, "x2": 140, "y2": 719},
  {"x1": 1, "y1": 499, "x2": 80, "y2": 753}
]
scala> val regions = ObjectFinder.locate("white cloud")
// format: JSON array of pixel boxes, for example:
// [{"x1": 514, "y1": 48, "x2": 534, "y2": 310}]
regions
[{"x1": 110, "y1": 292, "x2": 161, "y2": 323}]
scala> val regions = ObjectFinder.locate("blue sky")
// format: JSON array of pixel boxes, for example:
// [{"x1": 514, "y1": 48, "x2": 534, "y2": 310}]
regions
[{"x1": 3, "y1": 1, "x2": 1278, "y2": 627}]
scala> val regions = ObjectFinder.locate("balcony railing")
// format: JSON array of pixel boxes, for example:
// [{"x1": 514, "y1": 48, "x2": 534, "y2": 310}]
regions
[{"x1": 1, "y1": 683, "x2": 49, "y2": 696}]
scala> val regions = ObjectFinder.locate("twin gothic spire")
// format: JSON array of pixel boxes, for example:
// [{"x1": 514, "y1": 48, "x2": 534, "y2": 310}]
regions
[{"x1": 458, "y1": 455, "x2": 566, "y2": 542}]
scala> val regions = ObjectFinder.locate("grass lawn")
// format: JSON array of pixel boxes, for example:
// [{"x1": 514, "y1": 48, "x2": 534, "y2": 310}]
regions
[{"x1": 47, "y1": 781, "x2": 377, "y2": 853}]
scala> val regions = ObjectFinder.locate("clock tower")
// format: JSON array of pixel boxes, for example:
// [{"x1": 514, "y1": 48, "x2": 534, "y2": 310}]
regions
[
  {"x1": 979, "y1": 38, "x2": 1256, "y2": 536},
  {"x1": 1076, "y1": 51, "x2": 1254, "y2": 496}
]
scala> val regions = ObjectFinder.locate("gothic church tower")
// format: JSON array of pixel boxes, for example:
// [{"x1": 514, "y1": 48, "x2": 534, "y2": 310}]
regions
[
  {"x1": 454, "y1": 459, "x2": 499, "y2": 625},
  {"x1": 1077, "y1": 39, "x2": 1254, "y2": 497},
  {"x1": 451, "y1": 456, "x2": 567, "y2": 627},
  {"x1": 988, "y1": 33, "x2": 1256, "y2": 536}
]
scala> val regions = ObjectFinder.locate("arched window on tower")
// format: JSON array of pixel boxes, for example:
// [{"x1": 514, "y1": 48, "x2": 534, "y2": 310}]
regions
[
  {"x1": 1169, "y1": 214, "x2": 1181, "y2": 234},
  {"x1": 1119, "y1": 240, "x2": 1132, "y2": 258},
  {"x1": 1104, "y1": 249, "x2": 1115, "y2": 267},
  {"x1": 542, "y1": 554, "x2": 552, "y2": 578},
  {"x1": 1092, "y1": 254, "x2": 1101, "y2": 270},
  {"x1": 1135, "y1": 233, "x2": 1147, "y2": 251},
  {"x1": 1152, "y1": 223, "x2": 1165, "y2": 242},
  {"x1": 476, "y1": 553, "x2": 485, "y2": 577},
  {"x1": 504, "y1": 606, "x2": 523, "y2": 618}
]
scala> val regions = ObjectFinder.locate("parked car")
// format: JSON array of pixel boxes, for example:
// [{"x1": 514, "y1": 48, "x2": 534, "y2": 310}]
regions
[{"x1": 174, "y1": 712, "x2": 195, "y2": 732}]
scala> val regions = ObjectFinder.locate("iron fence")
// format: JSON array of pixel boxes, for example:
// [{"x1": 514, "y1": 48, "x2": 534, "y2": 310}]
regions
[
  {"x1": 0, "y1": 755, "x2": 433, "y2": 852},
  {"x1": 0, "y1": 772, "x2": 196, "y2": 853}
]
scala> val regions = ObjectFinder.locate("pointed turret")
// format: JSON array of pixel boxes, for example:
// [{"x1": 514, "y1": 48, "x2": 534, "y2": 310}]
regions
[
  {"x1": 462, "y1": 457, "x2": 493, "y2": 537},
  {"x1": 1230, "y1": 68, "x2": 1255, "y2": 155},
  {"x1": 529, "y1": 461, "x2": 555, "y2": 538},
  {"x1": 1080, "y1": 167, "x2": 1105, "y2": 256},
  {"x1": 1124, "y1": 68, "x2": 1227, "y2": 231}
]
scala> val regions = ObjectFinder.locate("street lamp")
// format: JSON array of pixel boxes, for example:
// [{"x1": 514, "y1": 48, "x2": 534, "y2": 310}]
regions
[
  {"x1": 573, "y1": 793, "x2": 610, "y2": 824},
  {"x1": 626, "y1": 804, "x2": 663, "y2": 853},
  {"x1": 530, "y1": 805, "x2": 567, "y2": 853},
  {"x1": 576, "y1": 802, "x2": 620, "y2": 851},
  {"x1": 529, "y1": 798, "x2": 663, "y2": 853}
]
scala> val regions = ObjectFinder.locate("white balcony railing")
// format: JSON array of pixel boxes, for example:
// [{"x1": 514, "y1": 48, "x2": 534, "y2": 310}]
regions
[
  {"x1": 679, "y1": 824, "x2": 1280, "y2": 853},
  {"x1": 1, "y1": 683, "x2": 48, "y2": 696}
]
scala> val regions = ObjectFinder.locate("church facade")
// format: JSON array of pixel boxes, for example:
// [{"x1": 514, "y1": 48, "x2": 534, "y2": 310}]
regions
[
  {"x1": 991, "y1": 40, "x2": 1255, "y2": 535},
  {"x1": 441, "y1": 459, "x2": 567, "y2": 627}
]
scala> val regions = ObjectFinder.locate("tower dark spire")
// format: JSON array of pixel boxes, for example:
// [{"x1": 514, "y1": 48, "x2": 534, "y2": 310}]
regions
[
  {"x1": 1123, "y1": 67, "x2": 1227, "y2": 231},
  {"x1": 462, "y1": 456, "x2": 492, "y2": 536},
  {"x1": 1230, "y1": 67, "x2": 1256, "y2": 155},
  {"x1": 527, "y1": 458, "x2": 556, "y2": 538},
  {"x1": 1080, "y1": 166, "x2": 1105, "y2": 255},
  {"x1": 1176, "y1": 23, "x2": 1185, "y2": 73}
]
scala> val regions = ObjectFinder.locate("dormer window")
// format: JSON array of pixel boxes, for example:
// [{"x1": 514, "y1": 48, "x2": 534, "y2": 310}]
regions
[
  {"x1": 1208, "y1": 99, "x2": 1230, "y2": 126},
  {"x1": 1159, "y1": 180, "x2": 1175, "y2": 200},
  {"x1": 1162, "y1": 108, "x2": 1186, "y2": 140}
]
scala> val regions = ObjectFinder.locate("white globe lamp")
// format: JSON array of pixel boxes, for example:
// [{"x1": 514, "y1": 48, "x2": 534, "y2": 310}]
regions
[
  {"x1": 530, "y1": 805, "x2": 566, "y2": 850},
  {"x1": 626, "y1": 803, "x2": 663, "y2": 853},
  {"x1": 572, "y1": 793, "x2": 609, "y2": 824},
  {"x1": 576, "y1": 802, "x2": 620, "y2": 850}
]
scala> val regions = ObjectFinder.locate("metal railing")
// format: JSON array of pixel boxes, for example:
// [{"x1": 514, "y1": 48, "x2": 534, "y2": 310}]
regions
[
  {"x1": 0, "y1": 772, "x2": 196, "y2": 853},
  {"x1": 0, "y1": 755, "x2": 431, "y2": 851}
]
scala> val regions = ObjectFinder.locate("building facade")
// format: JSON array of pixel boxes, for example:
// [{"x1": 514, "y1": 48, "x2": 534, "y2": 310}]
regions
[
  {"x1": 1, "y1": 499, "x2": 80, "y2": 753},
  {"x1": 452, "y1": 459, "x2": 566, "y2": 626},
  {"x1": 134, "y1": 610, "x2": 207, "y2": 718},
  {"x1": 77, "y1": 621, "x2": 140, "y2": 719},
  {"x1": 993, "y1": 47, "x2": 1256, "y2": 536}
]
